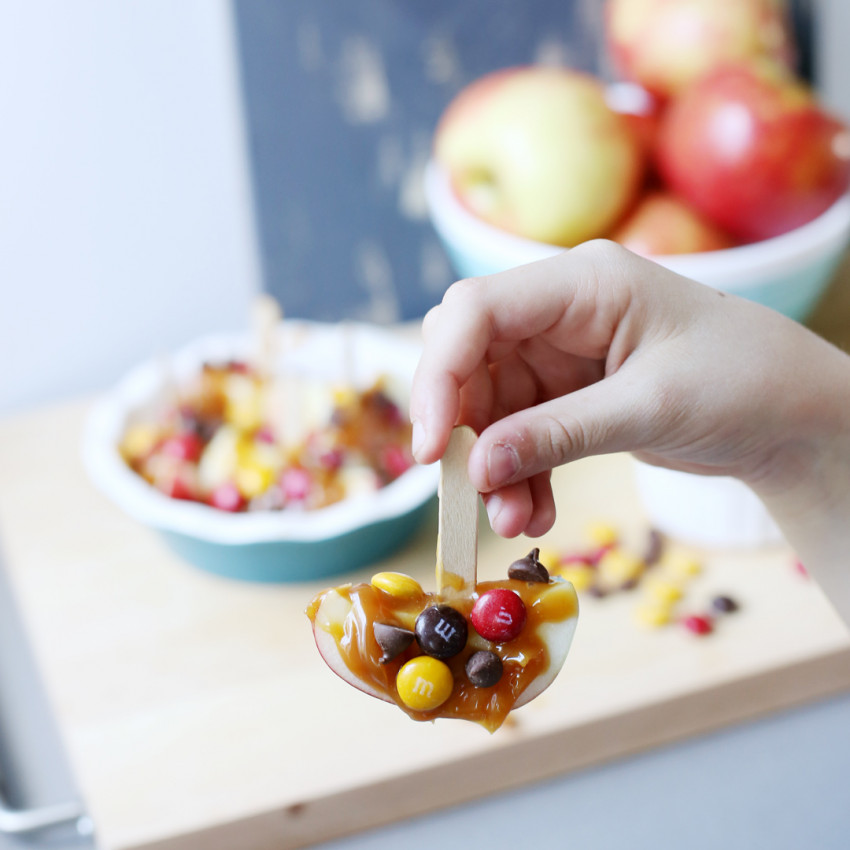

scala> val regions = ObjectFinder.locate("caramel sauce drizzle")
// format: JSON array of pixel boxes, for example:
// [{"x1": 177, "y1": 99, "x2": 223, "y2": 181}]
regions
[{"x1": 309, "y1": 577, "x2": 577, "y2": 732}]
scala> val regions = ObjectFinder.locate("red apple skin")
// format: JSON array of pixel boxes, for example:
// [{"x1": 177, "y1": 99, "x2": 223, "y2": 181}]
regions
[
  {"x1": 655, "y1": 64, "x2": 850, "y2": 242},
  {"x1": 619, "y1": 107, "x2": 661, "y2": 161},
  {"x1": 312, "y1": 622, "x2": 390, "y2": 703},
  {"x1": 605, "y1": 0, "x2": 796, "y2": 99},
  {"x1": 605, "y1": 81, "x2": 664, "y2": 160},
  {"x1": 610, "y1": 191, "x2": 738, "y2": 255}
]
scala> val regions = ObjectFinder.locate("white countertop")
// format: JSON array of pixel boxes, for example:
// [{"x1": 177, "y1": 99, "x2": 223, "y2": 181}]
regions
[{"x1": 317, "y1": 691, "x2": 850, "y2": 849}]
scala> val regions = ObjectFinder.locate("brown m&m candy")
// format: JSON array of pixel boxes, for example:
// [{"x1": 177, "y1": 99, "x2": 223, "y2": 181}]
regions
[
  {"x1": 414, "y1": 604, "x2": 468, "y2": 659},
  {"x1": 711, "y1": 594, "x2": 739, "y2": 614}
]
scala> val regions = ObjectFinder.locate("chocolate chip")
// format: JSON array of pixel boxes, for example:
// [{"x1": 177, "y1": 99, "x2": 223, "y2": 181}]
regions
[
  {"x1": 508, "y1": 548, "x2": 550, "y2": 583},
  {"x1": 414, "y1": 605, "x2": 468, "y2": 659},
  {"x1": 643, "y1": 529, "x2": 664, "y2": 567},
  {"x1": 711, "y1": 594, "x2": 739, "y2": 614},
  {"x1": 465, "y1": 650, "x2": 503, "y2": 688},
  {"x1": 373, "y1": 622, "x2": 415, "y2": 664},
  {"x1": 178, "y1": 408, "x2": 220, "y2": 443}
]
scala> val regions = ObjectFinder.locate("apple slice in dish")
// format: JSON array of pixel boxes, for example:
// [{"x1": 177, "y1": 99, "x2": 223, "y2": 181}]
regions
[{"x1": 306, "y1": 426, "x2": 579, "y2": 733}]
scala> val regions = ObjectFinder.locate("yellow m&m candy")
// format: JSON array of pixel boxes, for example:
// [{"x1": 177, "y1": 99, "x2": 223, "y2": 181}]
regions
[
  {"x1": 558, "y1": 565, "x2": 595, "y2": 592},
  {"x1": 396, "y1": 656, "x2": 454, "y2": 711},
  {"x1": 585, "y1": 521, "x2": 619, "y2": 548},
  {"x1": 633, "y1": 601, "x2": 674, "y2": 628},
  {"x1": 371, "y1": 572, "x2": 423, "y2": 599},
  {"x1": 645, "y1": 577, "x2": 683, "y2": 604}
]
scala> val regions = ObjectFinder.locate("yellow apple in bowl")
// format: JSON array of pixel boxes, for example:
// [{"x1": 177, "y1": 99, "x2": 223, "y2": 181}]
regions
[{"x1": 433, "y1": 66, "x2": 644, "y2": 247}]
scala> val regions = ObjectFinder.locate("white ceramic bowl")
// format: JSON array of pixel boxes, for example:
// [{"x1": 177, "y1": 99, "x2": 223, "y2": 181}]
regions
[
  {"x1": 424, "y1": 159, "x2": 850, "y2": 323},
  {"x1": 82, "y1": 321, "x2": 439, "y2": 581},
  {"x1": 631, "y1": 461, "x2": 783, "y2": 548},
  {"x1": 425, "y1": 160, "x2": 850, "y2": 548}
]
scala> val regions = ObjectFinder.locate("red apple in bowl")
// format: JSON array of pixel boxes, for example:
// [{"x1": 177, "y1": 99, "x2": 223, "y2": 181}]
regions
[
  {"x1": 433, "y1": 66, "x2": 644, "y2": 247},
  {"x1": 605, "y1": 0, "x2": 795, "y2": 98},
  {"x1": 610, "y1": 190, "x2": 738, "y2": 255},
  {"x1": 604, "y1": 81, "x2": 664, "y2": 161},
  {"x1": 656, "y1": 63, "x2": 850, "y2": 243}
]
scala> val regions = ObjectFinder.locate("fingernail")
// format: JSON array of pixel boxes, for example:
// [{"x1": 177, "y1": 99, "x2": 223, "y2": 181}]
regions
[
  {"x1": 487, "y1": 442, "x2": 520, "y2": 487},
  {"x1": 411, "y1": 419, "x2": 425, "y2": 459},
  {"x1": 486, "y1": 493, "x2": 503, "y2": 528}
]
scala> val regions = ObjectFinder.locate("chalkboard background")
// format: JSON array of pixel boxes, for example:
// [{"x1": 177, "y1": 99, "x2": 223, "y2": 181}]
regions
[{"x1": 231, "y1": 0, "x2": 603, "y2": 322}]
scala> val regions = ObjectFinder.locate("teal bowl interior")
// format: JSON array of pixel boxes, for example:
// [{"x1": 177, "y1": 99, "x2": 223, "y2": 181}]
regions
[{"x1": 158, "y1": 497, "x2": 436, "y2": 583}]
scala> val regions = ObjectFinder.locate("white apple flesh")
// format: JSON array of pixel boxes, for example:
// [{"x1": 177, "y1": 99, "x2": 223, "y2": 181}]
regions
[
  {"x1": 434, "y1": 66, "x2": 644, "y2": 247},
  {"x1": 513, "y1": 616, "x2": 578, "y2": 708}
]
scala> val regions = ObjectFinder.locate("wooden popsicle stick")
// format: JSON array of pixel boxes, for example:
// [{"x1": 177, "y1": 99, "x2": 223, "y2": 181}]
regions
[
  {"x1": 250, "y1": 294, "x2": 303, "y2": 447},
  {"x1": 154, "y1": 349, "x2": 179, "y2": 419},
  {"x1": 340, "y1": 320, "x2": 356, "y2": 389},
  {"x1": 436, "y1": 425, "x2": 479, "y2": 600},
  {"x1": 251, "y1": 294, "x2": 282, "y2": 378}
]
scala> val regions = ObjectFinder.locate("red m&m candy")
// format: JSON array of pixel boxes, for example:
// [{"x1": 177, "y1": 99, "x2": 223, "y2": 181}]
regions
[
  {"x1": 209, "y1": 481, "x2": 246, "y2": 512},
  {"x1": 161, "y1": 433, "x2": 204, "y2": 463},
  {"x1": 470, "y1": 588, "x2": 526, "y2": 642},
  {"x1": 681, "y1": 614, "x2": 713, "y2": 636}
]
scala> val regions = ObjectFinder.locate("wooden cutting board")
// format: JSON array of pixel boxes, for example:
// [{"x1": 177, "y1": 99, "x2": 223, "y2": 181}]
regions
[{"x1": 0, "y1": 400, "x2": 848, "y2": 850}]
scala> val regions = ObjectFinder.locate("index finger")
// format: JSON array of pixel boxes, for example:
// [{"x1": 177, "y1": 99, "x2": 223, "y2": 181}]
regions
[{"x1": 409, "y1": 243, "x2": 636, "y2": 464}]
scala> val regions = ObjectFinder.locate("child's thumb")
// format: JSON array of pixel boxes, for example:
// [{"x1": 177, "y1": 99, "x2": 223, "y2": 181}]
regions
[{"x1": 469, "y1": 373, "x2": 656, "y2": 491}]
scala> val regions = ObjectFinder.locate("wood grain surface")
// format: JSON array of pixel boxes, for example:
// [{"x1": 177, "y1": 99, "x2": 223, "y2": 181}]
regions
[{"x1": 1, "y1": 381, "x2": 849, "y2": 849}]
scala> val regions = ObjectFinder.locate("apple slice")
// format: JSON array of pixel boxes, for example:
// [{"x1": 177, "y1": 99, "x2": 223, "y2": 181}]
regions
[
  {"x1": 311, "y1": 588, "x2": 389, "y2": 702},
  {"x1": 307, "y1": 427, "x2": 579, "y2": 731},
  {"x1": 513, "y1": 589, "x2": 580, "y2": 709}
]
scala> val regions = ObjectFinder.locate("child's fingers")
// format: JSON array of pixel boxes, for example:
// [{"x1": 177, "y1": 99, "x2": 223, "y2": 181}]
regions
[
  {"x1": 410, "y1": 245, "x2": 639, "y2": 464},
  {"x1": 468, "y1": 366, "x2": 659, "y2": 491}
]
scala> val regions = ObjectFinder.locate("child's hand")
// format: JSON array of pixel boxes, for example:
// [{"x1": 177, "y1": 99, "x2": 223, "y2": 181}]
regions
[{"x1": 410, "y1": 241, "x2": 850, "y2": 567}]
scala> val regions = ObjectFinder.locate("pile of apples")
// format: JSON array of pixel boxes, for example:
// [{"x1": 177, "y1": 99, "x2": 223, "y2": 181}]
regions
[{"x1": 433, "y1": 0, "x2": 850, "y2": 255}]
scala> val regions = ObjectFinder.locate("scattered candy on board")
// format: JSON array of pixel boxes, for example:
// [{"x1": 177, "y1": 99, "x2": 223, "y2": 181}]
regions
[{"x1": 540, "y1": 522, "x2": 748, "y2": 638}]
